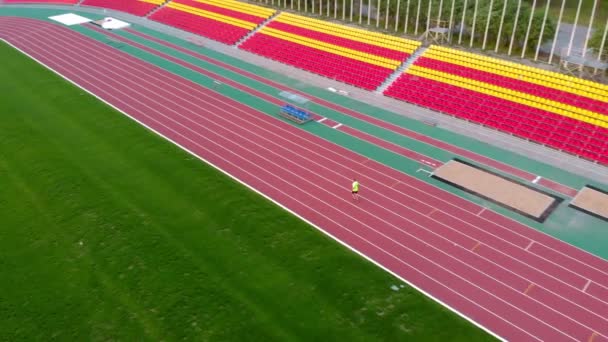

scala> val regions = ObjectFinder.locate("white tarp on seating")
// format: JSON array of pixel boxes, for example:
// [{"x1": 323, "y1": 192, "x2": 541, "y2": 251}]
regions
[
  {"x1": 49, "y1": 13, "x2": 92, "y2": 26},
  {"x1": 98, "y1": 17, "x2": 130, "y2": 30}
]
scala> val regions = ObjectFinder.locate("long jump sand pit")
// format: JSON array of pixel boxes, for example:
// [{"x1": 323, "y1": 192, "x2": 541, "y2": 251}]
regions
[
  {"x1": 570, "y1": 186, "x2": 608, "y2": 221},
  {"x1": 432, "y1": 159, "x2": 562, "y2": 222}
]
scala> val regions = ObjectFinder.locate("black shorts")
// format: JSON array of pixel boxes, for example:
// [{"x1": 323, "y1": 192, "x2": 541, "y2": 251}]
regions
[{"x1": 352, "y1": 191, "x2": 358, "y2": 194}]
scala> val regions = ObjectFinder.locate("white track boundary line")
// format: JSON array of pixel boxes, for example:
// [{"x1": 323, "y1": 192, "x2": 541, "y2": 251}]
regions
[
  {"x1": 27, "y1": 18, "x2": 601, "y2": 313},
  {"x1": 332, "y1": 123, "x2": 342, "y2": 129},
  {"x1": 32, "y1": 20, "x2": 608, "y2": 303},
  {"x1": 0, "y1": 36, "x2": 510, "y2": 342},
  {"x1": 113, "y1": 23, "x2": 608, "y2": 279},
  {"x1": 8, "y1": 28, "x2": 600, "y2": 339}
]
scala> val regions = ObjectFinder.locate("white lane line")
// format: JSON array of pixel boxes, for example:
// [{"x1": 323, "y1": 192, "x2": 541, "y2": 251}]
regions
[{"x1": 525, "y1": 241, "x2": 534, "y2": 251}]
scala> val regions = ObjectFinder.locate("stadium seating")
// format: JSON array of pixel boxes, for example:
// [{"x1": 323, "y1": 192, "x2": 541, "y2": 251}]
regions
[
  {"x1": 279, "y1": 104, "x2": 312, "y2": 123},
  {"x1": 81, "y1": 0, "x2": 164, "y2": 16},
  {"x1": 239, "y1": 12, "x2": 420, "y2": 90},
  {"x1": 149, "y1": 0, "x2": 275, "y2": 45},
  {"x1": 385, "y1": 46, "x2": 608, "y2": 164},
  {"x1": 3, "y1": 0, "x2": 79, "y2": 3}
]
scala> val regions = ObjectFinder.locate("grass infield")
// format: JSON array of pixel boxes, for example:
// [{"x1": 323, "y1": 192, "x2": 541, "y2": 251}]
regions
[{"x1": 0, "y1": 41, "x2": 494, "y2": 341}]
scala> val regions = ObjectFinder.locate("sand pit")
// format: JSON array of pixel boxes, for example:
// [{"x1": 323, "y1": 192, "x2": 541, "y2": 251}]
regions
[
  {"x1": 570, "y1": 186, "x2": 608, "y2": 221},
  {"x1": 432, "y1": 159, "x2": 562, "y2": 222}
]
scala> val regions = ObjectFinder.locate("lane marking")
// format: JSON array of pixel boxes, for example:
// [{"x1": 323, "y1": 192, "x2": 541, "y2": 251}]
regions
[
  {"x1": 332, "y1": 123, "x2": 343, "y2": 129},
  {"x1": 532, "y1": 176, "x2": 541, "y2": 184},
  {"x1": 390, "y1": 180, "x2": 400, "y2": 188},
  {"x1": 471, "y1": 241, "x2": 481, "y2": 252},
  {"x1": 316, "y1": 117, "x2": 327, "y2": 123},
  {"x1": 525, "y1": 241, "x2": 534, "y2": 251},
  {"x1": 477, "y1": 208, "x2": 485, "y2": 216},
  {"x1": 524, "y1": 283, "x2": 535, "y2": 295},
  {"x1": 583, "y1": 279, "x2": 592, "y2": 292},
  {"x1": 427, "y1": 208, "x2": 437, "y2": 216}
]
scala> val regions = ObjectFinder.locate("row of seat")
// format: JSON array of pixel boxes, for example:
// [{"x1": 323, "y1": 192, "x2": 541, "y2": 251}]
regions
[
  {"x1": 281, "y1": 104, "x2": 311, "y2": 122},
  {"x1": 81, "y1": 0, "x2": 161, "y2": 16},
  {"x1": 277, "y1": 12, "x2": 420, "y2": 53},
  {"x1": 172, "y1": 0, "x2": 273, "y2": 25},
  {"x1": 150, "y1": 7, "x2": 249, "y2": 45},
  {"x1": 266, "y1": 21, "x2": 408, "y2": 61},
  {"x1": 415, "y1": 57, "x2": 608, "y2": 116},
  {"x1": 429, "y1": 46, "x2": 608, "y2": 99},
  {"x1": 407, "y1": 64, "x2": 608, "y2": 129},
  {"x1": 385, "y1": 74, "x2": 608, "y2": 165},
  {"x1": 240, "y1": 33, "x2": 391, "y2": 90}
]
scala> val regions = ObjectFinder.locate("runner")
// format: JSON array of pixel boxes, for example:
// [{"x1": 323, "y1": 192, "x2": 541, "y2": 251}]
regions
[{"x1": 352, "y1": 178, "x2": 359, "y2": 201}]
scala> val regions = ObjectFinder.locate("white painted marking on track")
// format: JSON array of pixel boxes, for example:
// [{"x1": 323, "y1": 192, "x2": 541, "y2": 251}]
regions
[
  {"x1": 332, "y1": 123, "x2": 342, "y2": 129},
  {"x1": 477, "y1": 208, "x2": 485, "y2": 216},
  {"x1": 532, "y1": 176, "x2": 542, "y2": 184},
  {"x1": 0, "y1": 33, "x2": 513, "y2": 342},
  {"x1": 525, "y1": 241, "x2": 534, "y2": 251},
  {"x1": 316, "y1": 117, "x2": 327, "y2": 123},
  {"x1": 583, "y1": 279, "x2": 592, "y2": 292}
]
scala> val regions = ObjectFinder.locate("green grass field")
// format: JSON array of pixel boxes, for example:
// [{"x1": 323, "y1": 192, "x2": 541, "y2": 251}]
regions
[{"x1": 0, "y1": 42, "x2": 494, "y2": 341}]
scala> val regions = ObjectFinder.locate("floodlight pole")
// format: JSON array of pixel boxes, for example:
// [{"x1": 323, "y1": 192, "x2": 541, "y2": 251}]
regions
[
  {"x1": 534, "y1": 0, "x2": 550, "y2": 61},
  {"x1": 482, "y1": 0, "x2": 493, "y2": 50},
  {"x1": 507, "y1": 0, "x2": 522, "y2": 56},
  {"x1": 548, "y1": 0, "x2": 565, "y2": 64},
  {"x1": 582, "y1": 0, "x2": 598, "y2": 57},
  {"x1": 521, "y1": 0, "x2": 537, "y2": 58},
  {"x1": 566, "y1": 0, "x2": 583, "y2": 56}
]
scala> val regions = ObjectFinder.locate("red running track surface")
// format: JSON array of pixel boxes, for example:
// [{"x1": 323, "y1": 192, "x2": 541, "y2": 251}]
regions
[
  {"x1": 122, "y1": 27, "x2": 579, "y2": 198},
  {"x1": 2, "y1": 17, "x2": 608, "y2": 341}
]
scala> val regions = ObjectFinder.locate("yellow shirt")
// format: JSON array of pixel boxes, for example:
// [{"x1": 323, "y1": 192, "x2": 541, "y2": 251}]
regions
[{"x1": 352, "y1": 181, "x2": 359, "y2": 192}]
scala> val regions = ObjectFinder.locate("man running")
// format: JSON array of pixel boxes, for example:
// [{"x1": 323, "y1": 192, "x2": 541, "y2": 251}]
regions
[{"x1": 352, "y1": 178, "x2": 359, "y2": 201}]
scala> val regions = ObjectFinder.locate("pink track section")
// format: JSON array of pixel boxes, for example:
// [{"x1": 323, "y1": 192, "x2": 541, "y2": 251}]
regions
[
  {"x1": 123, "y1": 27, "x2": 578, "y2": 198},
  {"x1": 3, "y1": 17, "x2": 608, "y2": 341}
]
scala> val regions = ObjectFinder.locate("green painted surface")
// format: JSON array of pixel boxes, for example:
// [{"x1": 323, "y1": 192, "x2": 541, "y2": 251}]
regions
[{"x1": 1, "y1": 6, "x2": 606, "y2": 259}]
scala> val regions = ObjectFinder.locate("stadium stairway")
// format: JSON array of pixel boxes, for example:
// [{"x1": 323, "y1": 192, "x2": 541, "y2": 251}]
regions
[
  {"x1": 145, "y1": 0, "x2": 172, "y2": 17},
  {"x1": 235, "y1": 10, "x2": 280, "y2": 47},
  {"x1": 375, "y1": 45, "x2": 428, "y2": 94}
]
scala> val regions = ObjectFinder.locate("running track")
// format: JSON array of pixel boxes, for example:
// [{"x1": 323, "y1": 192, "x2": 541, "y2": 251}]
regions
[
  {"x1": 120, "y1": 27, "x2": 578, "y2": 198},
  {"x1": 2, "y1": 17, "x2": 608, "y2": 341}
]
